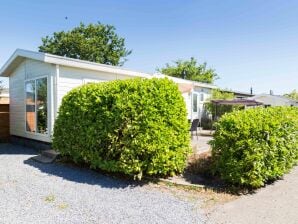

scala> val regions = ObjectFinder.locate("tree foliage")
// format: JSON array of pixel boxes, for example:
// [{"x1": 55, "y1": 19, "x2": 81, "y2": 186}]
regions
[
  {"x1": 39, "y1": 22, "x2": 131, "y2": 66},
  {"x1": 210, "y1": 89, "x2": 234, "y2": 100},
  {"x1": 284, "y1": 89, "x2": 298, "y2": 100},
  {"x1": 158, "y1": 57, "x2": 218, "y2": 83}
]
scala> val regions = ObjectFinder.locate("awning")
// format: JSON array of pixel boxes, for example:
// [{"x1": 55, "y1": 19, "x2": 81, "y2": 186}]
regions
[
  {"x1": 178, "y1": 83, "x2": 193, "y2": 93},
  {"x1": 211, "y1": 99, "x2": 263, "y2": 106}
]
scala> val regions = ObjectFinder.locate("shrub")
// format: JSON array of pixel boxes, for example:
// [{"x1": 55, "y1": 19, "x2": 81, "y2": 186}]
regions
[
  {"x1": 210, "y1": 107, "x2": 298, "y2": 188},
  {"x1": 53, "y1": 78, "x2": 191, "y2": 178}
]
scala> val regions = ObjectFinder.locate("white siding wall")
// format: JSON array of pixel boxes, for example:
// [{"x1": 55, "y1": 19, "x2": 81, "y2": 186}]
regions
[
  {"x1": 9, "y1": 59, "x2": 214, "y2": 143},
  {"x1": 182, "y1": 92, "x2": 192, "y2": 120},
  {"x1": 57, "y1": 66, "x2": 134, "y2": 109},
  {"x1": 9, "y1": 59, "x2": 54, "y2": 142}
]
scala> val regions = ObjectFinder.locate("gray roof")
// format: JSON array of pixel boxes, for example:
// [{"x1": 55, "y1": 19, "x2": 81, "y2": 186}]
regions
[
  {"x1": 248, "y1": 94, "x2": 298, "y2": 106},
  {"x1": 223, "y1": 89, "x2": 254, "y2": 97}
]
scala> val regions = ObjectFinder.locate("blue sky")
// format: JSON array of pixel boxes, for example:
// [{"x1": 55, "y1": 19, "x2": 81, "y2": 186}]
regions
[{"x1": 0, "y1": 0, "x2": 297, "y2": 94}]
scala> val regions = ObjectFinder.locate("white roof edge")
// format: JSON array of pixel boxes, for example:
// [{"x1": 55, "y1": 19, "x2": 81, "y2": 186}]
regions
[
  {"x1": 0, "y1": 49, "x2": 152, "y2": 78},
  {"x1": 43, "y1": 51, "x2": 151, "y2": 78},
  {"x1": 0, "y1": 49, "x2": 217, "y2": 89}
]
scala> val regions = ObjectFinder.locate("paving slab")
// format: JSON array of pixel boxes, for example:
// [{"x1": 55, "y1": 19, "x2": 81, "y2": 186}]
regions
[{"x1": 192, "y1": 135, "x2": 212, "y2": 154}]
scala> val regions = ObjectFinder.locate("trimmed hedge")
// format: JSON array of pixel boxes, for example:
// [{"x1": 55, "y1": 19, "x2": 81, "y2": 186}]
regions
[
  {"x1": 210, "y1": 107, "x2": 298, "y2": 188},
  {"x1": 53, "y1": 78, "x2": 191, "y2": 178}
]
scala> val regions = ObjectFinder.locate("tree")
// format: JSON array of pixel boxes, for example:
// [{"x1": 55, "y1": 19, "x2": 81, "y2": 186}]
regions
[
  {"x1": 39, "y1": 22, "x2": 132, "y2": 66},
  {"x1": 158, "y1": 57, "x2": 218, "y2": 84},
  {"x1": 209, "y1": 89, "x2": 234, "y2": 100},
  {"x1": 284, "y1": 90, "x2": 298, "y2": 100}
]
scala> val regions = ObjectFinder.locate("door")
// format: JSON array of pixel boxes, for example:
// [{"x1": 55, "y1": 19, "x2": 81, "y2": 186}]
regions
[{"x1": 192, "y1": 92, "x2": 199, "y2": 120}]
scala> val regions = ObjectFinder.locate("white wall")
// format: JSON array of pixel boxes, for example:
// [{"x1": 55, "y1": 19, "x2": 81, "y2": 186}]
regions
[
  {"x1": 57, "y1": 66, "x2": 134, "y2": 109},
  {"x1": 182, "y1": 92, "x2": 192, "y2": 120},
  {"x1": 9, "y1": 59, "x2": 54, "y2": 142},
  {"x1": 9, "y1": 61, "x2": 140, "y2": 143}
]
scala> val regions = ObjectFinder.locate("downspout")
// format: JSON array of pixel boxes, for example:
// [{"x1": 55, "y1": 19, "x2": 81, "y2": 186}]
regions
[
  {"x1": 54, "y1": 64, "x2": 59, "y2": 119},
  {"x1": 190, "y1": 90, "x2": 193, "y2": 121}
]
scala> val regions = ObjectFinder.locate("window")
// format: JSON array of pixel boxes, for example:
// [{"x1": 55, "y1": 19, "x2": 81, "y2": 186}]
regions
[
  {"x1": 200, "y1": 93, "x2": 204, "y2": 101},
  {"x1": 25, "y1": 77, "x2": 48, "y2": 134},
  {"x1": 193, "y1": 93, "x2": 198, "y2": 112}
]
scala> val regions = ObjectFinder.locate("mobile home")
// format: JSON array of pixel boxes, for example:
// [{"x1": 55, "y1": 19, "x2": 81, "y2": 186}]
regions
[{"x1": 0, "y1": 49, "x2": 216, "y2": 144}]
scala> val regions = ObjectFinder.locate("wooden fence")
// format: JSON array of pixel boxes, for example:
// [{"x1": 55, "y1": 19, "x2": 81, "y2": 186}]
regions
[{"x1": 0, "y1": 104, "x2": 9, "y2": 142}]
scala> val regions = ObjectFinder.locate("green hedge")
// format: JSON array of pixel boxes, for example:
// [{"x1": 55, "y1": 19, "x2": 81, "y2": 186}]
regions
[
  {"x1": 210, "y1": 107, "x2": 298, "y2": 188},
  {"x1": 53, "y1": 78, "x2": 191, "y2": 178}
]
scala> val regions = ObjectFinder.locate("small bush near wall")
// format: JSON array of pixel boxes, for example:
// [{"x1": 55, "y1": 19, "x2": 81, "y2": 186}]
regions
[
  {"x1": 53, "y1": 78, "x2": 191, "y2": 178},
  {"x1": 210, "y1": 107, "x2": 298, "y2": 188}
]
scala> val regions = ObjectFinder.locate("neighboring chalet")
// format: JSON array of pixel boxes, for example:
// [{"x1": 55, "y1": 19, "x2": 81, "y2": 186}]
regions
[
  {"x1": 222, "y1": 89, "x2": 254, "y2": 99},
  {"x1": 248, "y1": 94, "x2": 298, "y2": 107},
  {"x1": 0, "y1": 49, "x2": 216, "y2": 144}
]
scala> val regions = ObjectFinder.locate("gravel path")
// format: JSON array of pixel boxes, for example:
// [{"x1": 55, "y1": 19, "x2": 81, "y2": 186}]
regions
[
  {"x1": 207, "y1": 166, "x2": 298, "y2": 224},
  {"x1": 0, "y1": 144, "x2": 205, "y2": 224}
]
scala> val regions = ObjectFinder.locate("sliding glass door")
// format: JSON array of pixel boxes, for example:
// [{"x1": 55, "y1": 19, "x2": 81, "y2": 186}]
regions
[{"x1": 25, "y1": 77, "x2": 48, "y2": 135}]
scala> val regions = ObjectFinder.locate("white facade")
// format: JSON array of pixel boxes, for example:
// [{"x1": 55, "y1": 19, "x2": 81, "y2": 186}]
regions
[
  {"x1": 0, "y1": 49, "x2": 216, "y2": 143},
  {"x1": 154, "y1": 74, "x2": 215, "y2": 120}
]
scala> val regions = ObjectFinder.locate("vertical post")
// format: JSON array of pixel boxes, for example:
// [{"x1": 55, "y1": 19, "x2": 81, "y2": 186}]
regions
[
  {"x1": 55, "y1": 64, "x2": 60, "y2": 118},
  {"x1": 215, "y1": 102, "x2": 217, "y2": 121},
  {"x1": 50, "y1": 65, "x2": 59, "y2": 135},
  {"x1": 50, "y1": 73, "x2": 54, "y2": 135},
  {"x1": 190, "y1": 91, "x2": 193, "y2": 121}
]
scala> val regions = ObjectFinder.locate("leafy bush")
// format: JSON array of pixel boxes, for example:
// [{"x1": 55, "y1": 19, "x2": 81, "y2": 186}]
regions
[
  {"x1": 53, "y1": 78, "x2": 191, "y2": 178},
  {"x1": 210, "y1": 107, "x2": 298, "y2": 188}
]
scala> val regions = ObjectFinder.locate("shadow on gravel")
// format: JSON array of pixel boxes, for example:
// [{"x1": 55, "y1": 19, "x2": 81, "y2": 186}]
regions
[
  {"x1": 0, "y1": 144, "x2": 147, "y2": 190},
  {"x1": 23, "y1": 157, "x2": 149, "y2": 190},
  {"x1": 0, "y1": 143, "x2": 37, "y2": 155}
]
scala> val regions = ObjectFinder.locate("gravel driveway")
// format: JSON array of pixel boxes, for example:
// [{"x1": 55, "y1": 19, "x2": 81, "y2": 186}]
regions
[
  {"x1": 0, "y1": 143, "x2": 205, "y2": 224},
  {"x1": 207, "y1": 166, "x2": 298, "y2": 224}
]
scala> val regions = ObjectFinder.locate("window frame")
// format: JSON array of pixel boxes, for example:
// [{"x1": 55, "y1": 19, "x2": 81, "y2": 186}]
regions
[{"x1": 24, "y1": 75, "x2": 49, "y2": 137}]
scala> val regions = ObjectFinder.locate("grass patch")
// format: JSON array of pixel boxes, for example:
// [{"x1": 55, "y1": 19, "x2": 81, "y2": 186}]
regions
[
  {"x1": 44, "y1": 194, "x2": 55, "y2": 203},
  {"x1": 57, "y1": 202, "x2": 69, "y2": 210}
]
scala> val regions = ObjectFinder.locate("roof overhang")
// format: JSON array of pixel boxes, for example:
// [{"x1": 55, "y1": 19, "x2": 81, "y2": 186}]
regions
[
  {"x1": 1, "y1": 49, "x2": 218, "y2": 91},
  {"x1": 0, "y1": 49, "x2": 152, "y2": 78},
  {"x1": 211, "y1": 99, "x2": 263, "y2": 106},
  {"x1": 178, "y1": 83, "x2": 194, "y2": 93},
  {"x1": 0, "y1": 49, "x2": 45, "y2": 77}
]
